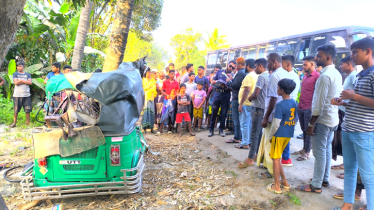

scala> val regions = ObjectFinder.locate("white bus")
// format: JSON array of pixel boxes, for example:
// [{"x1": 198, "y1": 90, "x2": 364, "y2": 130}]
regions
[{"x1": 205, "y1": 26, "x2": 374, "y2": 74}]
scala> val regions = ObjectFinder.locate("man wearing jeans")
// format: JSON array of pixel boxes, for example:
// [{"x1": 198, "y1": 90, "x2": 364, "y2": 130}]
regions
[
  {"x1": 235, "y1": 59, "x2": 258, "y2": 149},
  {"x1": 294, "y1": 56, "x2": 320, "y2": 161},
  {"x1": 331, "y1": 37, "x2": 374, "y2": 210},
  {"x1": 237, "y1": 58, "x2": 269, "y2": 167},
  {"x1": 296, "y1": 44, "x2": 341, "y2": 194},
  {"x1": 225, "y1": 58, "x2": 247, "y2": 142}
]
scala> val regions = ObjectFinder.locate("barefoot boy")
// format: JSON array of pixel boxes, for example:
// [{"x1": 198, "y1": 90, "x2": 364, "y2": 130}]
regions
[
  {"x1": 266, "y1": 78, "x2": 296, "y2": 194},
  {"x1": 10, "y1": 62, "x2": 32, "y2": 128},
  {"x1": 192, "y1": 81, "x2": 207, "y2": 131},
  {"x1": 176, "y1": 84, "x2": 195, "y2": 137}
]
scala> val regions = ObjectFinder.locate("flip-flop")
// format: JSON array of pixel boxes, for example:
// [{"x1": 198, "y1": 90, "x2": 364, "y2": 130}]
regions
[
  {"x1": 331, "y1": 164, "x2": 344, "y2": 169},
  {"x1": 234, "y1": 145, "x2": 249, "y2": 149},
  {"x1": 266, "y1": 184, "x2": 282, "y2": 194},
  {"x1": 291, "y1": 150, "x2": 304, "y2": 155},
  {"x1": 226, "y1": 138, "x2": 240, "y2": 144},
  {"x1": 155, "y1": 132, "x2": 161, "y2": 136},
  {"x1": 238, "y1": 162, "x2": 254, "y2": 169},
  {"x1": 296, "y1": 154, "x2": 309, "y2": 161},
  {"x1": 333, "y1": 192, "x2": 361, "y2": 201},
  {"x1": 337, "y1": 173, "x2": 344, "y2": 179},
  {"x1": 167, "y1": 131, "x2": 172, "y2": 134},
  {"x1": 259, "y1": 172, "x2": 273, "y2": 179},
  {"x1": 309, "y1": 178, "x2": 329, "y2": 187},
  {"x1": 295, "y1": 184, "x2": 322, "y2": 194},
  {"x1": 271, "y1": 181, "x2": 291, "y2": 191}
]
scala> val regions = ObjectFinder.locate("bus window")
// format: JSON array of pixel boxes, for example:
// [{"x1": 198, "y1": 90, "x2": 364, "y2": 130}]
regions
[
  {"x1": 248, "y1": 46, "x2": 257, "y2": 59},
  {"x1": 258, "y1": 44, "x2": 267, "y2": 58},
  {"x1": 298, "y1": 38, "x2": 311, "y2": 63},
  {"x1": 276, "y1": 39, "x2": 299, "y2": 56},
  {"x1": 207, "y1": 53, "x2": 218, "y2": 69},
  {"x1": 234, "y1": 49, "x2": 242, "y2": 60},
  {"x1": 228, "y1": 50, "x2": 235, "y2": 62},
  {"x1": 229, "y1": 49, "x2": 242, "y2": 61},
  {"x1": 265, "y1": 42, "x2": 276, "y2": 57},
  {"x1": 352, "y1": 30, "x2": 374, "y2": 41},
  {"x1": 328, "y1": 31, "x2": 347, "y2": 49},
  {"x1": 216, "y1": 51, "x2": 224, "y2": 68},
  {"x1": 242, "y1": 48, "x2": 249, "y2": 59},
  {"x1": 310, "y1": 34, "x2": 327, "y2": 56},
  {"x1": 221, "y1": 51, "x2": 229, "y2": 68}
]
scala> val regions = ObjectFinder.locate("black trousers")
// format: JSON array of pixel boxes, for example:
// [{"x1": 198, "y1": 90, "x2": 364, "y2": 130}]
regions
[
  {"x1": 209, "y1": 91, "x2": 230, "y2": 132},
  {"x1": 297, "y1": 108, "x2": 312, "y2": 153}
]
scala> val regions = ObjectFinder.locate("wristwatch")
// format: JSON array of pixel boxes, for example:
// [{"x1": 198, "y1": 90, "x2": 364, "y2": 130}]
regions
[{"x1": 308, "y1": 123, "x2": 314, "y2": 128}]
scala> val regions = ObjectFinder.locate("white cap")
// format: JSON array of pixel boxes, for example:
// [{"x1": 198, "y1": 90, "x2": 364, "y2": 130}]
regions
[{"x1": 151, "y1": 69, "x2": 158, "y2": 73}]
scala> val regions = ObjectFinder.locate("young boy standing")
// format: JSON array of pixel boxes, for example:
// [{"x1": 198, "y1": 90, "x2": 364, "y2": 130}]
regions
[
  {"x1": 266, "y1": 78, "x2": 296, "y2": 194},
  {"x1": 192, "y1": 81, "x2": 207, "y2": 131},
  {"x1": 176, "y1": 84, "x2": 196, "y2": 137},
  {"x1": 10, "y1": 62, "x2": 32, "y2": 127}
]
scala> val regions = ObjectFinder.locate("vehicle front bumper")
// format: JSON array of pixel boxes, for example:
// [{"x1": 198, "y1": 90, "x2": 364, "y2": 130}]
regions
[{"x1": 20, "y1": 155, "x2": 145, "y2": 200}]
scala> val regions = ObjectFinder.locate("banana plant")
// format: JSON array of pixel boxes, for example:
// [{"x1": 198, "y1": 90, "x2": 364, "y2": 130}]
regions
[{"x1": 4, "y1": 60, "x2": 16, "y2": 99}]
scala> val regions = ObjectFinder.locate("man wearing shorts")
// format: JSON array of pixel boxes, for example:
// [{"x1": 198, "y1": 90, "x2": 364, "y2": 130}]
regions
[{"x1": 10, "y1": 62, "x2": 32, "y2": 127}]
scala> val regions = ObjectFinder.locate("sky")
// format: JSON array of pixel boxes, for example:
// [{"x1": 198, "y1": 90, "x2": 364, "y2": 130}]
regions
[{"x1": 152, "y1": 0, "x2": 374, "y2": 59}]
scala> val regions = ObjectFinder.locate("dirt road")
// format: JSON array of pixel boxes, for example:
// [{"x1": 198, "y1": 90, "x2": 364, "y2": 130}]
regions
[{"x1": 0, "y1": 124, "x2": 367, "y2": 209}]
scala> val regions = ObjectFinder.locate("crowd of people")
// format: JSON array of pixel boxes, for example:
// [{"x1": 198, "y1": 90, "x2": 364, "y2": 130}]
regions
[
  {"x1": 141, "y1": 38, "x2": 374, "y2": 210},
  {"x1": 1, "y1": 36, "x2": 373, "y2": 210}
]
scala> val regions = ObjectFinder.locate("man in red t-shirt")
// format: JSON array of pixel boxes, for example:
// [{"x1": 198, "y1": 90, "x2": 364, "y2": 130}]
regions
[{"x1": 161, "y1": 70, "x2": 179, "y2": 133}]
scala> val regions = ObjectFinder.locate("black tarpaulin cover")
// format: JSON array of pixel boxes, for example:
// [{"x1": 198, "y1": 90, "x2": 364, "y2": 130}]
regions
[{"x1": 75, "y1": 62, "x2": 145, "y2": 136}]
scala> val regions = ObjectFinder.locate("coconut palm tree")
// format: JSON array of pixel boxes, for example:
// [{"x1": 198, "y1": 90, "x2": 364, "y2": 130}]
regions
[
  {"x1": 71, "y1": 0, "x2": 93, "y2": 71},
  {"x1": 204, "y1": 28, "x2": 230, "y2": 51},
  {"x1": 102, "y1": 0, "x2": 135, "y2": 72}
]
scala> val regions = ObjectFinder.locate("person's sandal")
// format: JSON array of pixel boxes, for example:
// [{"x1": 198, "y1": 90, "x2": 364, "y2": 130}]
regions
[
  {"x1": 258, "y1": 172, "x2": 273, "y2": 179},
  {"x1": 296, "y1": 154, "x2": 309, "y2": 161},
  {"x1": 291, "y1": 150, "x2": 304, "y2": 155},
  {"x1": 155, "y1": 132, "x2": 161, "y2": 136},
  {"x1": 266, "y1": 184, "x2": 282, "y2": 194},
  {"x1": 238, "y1": 161, "x2": 254, "y2": 169},
  {"x1": 337, "y1": 173, "x2": 344, "y2": 179},
  {"x1": 331, "y1": 164, "x2": 344, "y2": 169},
  {"x1": 333, "y1": 192, "x2": 361, "y2": 201},
  {"x1": 296, "y1": 184, "x2": 322, "y2": 194},
  {"x1": 9, "y1": 123, "x2": 16, "y2": 128}
]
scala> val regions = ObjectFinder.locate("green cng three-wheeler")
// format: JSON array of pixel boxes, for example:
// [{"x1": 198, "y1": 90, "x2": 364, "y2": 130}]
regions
[{"x1": 21, "y1": 61, "x2": 149, "y2": 200}]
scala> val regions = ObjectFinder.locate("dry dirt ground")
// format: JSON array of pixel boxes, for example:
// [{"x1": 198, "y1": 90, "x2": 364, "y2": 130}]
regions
[{"x1": 0, "y1": 124, "x2": 367, "y2": 210}]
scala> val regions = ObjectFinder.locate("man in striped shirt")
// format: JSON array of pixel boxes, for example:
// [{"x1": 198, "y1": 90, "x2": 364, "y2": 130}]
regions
[{"x1": 331, "y1": 37, "x2": 374, "y2": 210}]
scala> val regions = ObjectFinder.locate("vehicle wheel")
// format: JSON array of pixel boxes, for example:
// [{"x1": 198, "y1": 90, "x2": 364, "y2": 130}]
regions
[{"x1": 0, "y1": 194, "x2": 9, "y2": 210}]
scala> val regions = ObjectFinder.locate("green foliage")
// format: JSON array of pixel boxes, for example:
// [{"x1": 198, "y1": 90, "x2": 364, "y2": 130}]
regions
[
  {"x1": 204, "y1": 28, "x2": 230, "y2": 51},
  {"x1": 170, "y1": 28, "x2": 203, "y2": 70},
  {"x1": 123, "y1": 32, "x2": 167, "y2": 71},
  {"x1": 0, "y1": 94, "x2": 43, "y2": 126},
  {"x1": 285, "y1": 192, "x2": 301, "y2": 206}
]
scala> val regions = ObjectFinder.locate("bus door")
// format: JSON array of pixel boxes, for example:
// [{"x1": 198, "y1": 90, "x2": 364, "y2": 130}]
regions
[{"x1": 298, "y1": 37, "x2": 311, "y2": 64}]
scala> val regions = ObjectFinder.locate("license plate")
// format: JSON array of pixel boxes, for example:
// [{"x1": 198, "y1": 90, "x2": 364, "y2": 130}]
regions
[
  {"x1": 59, "y1": 160, "x2": 81, "y2": 165},
  {"x1": 111, "y1": 137, "x2": 123, "y2": 142}
]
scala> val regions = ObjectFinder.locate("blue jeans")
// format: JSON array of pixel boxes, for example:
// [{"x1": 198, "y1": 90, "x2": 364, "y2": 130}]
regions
[
  {"x1": 210, "y1": 91, "x2": 230, "y2": 132},
  {"x1": 342, "y1": 131, "x2": 374, "y2": 208},
  {"x1": 282, "y1": 143, "x2": 290, "y2": 160},
  {"x1": 232, "y1": 100, "x2": 242, "y2": 140},
  {"x1": 239, "y1": 105, "x2": 252, "y2": 146},
  {"x1": 311, "y1": 123, "x2": 337, "y2": 188}
]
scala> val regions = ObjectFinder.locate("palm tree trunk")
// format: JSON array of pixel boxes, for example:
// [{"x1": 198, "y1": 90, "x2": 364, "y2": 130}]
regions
[
  {"x1": 71, "y1": 0, "x2": 93, "y2": 71},
  {"x1": 0, "y1": 0, "x2": 27, "y2": 67},
  {"x1": 102, "y1": 0, "x2": 134, "y2": 72}
]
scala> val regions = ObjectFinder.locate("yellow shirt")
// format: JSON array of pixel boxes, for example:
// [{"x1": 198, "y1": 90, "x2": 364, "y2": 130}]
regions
[
  {"x1": 143, "y1": 78, "x2": 157, "y2": 101},
  {"x1": 238, "y1": 71, "x2": 258, "y2": 106}
]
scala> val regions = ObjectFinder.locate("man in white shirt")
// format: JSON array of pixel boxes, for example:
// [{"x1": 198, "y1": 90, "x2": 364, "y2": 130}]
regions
[
  {"x1": 280, "y1": 55, "x2": 301, "y2": 165},
  {"x1": 257, "y1": 53, "x2": 293, "y2": 178},
  {"x1": 296, "y1": 45, "x2": 342, "y2": 194}
]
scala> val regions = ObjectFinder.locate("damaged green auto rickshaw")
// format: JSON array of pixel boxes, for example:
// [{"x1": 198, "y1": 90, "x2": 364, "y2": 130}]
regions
[{"x1": 20, "y1": 60, "x2": 151, "y2": 200}]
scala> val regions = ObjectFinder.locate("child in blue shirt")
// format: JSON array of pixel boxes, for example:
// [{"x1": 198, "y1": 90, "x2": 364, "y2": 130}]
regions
[{"x1": 267, "y1": 78, "x2": 297, "y2": 194}]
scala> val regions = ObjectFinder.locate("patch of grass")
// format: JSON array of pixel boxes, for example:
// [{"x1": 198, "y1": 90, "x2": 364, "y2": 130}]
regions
[
  {"x1": 230, "y1": 206, "x2": 237, "y2": 210},
  {"x1": 10, "y1": 147, "x2": 21, "y2": 157},
  {"x1": 285, "y1": 192, "x2": 301, "y2": 206},
  {"x1": 225, "y1": 170, "x2": 238, "y2": 178}
]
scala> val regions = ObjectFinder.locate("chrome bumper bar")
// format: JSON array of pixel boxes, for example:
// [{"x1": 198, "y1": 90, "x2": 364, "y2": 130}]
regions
[{"x1": 20, "y1": 155, "x2": 145, "y2": 200}]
